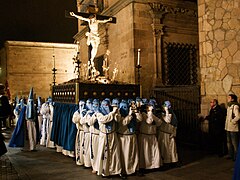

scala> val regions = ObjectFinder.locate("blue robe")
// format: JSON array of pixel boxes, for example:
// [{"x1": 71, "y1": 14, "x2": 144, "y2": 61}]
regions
[
  {"x1": 50, "y1": 103, "x2": 78, "y2": 151},
  {"x1": 9, "y1": 106, "x2": 26, "y2": 147}
]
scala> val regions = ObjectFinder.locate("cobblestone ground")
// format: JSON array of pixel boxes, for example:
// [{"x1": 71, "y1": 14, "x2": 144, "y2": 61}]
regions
[
  {"x1": 1, "y1": 126, "x2": 235, "y2": 180},
  {"x1": 0, "y1": 155, "x2": 20, "y2": 180}
]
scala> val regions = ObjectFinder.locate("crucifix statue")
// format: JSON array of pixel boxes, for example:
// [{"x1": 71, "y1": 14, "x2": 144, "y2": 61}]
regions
[{"x1": 68, "y1": 10, "x2": 116, "y2": 80}]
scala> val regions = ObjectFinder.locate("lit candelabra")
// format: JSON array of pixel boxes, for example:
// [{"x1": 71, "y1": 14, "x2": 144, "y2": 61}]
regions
[
  {"x1": 136, "y1": 49, "x2": 142, "y2": 85},
  {"x1": 52, "y1": 55, "x2": 57, "y2": 86}
]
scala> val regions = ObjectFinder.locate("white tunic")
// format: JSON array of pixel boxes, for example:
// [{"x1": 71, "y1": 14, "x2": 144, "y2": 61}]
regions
[
  {"x1": 96, "y1": 111, "x2": 122, "y2": 176},
  {"x1": 138, "y1": 112, "x2": 162, "y2": 169},
  {"x1": 72, "y1": 110, "x2": 84, "y2": 166},
  {"x1": 117, "y1": 112, "x2": 142, "y2": 175},
  {"x1": 158, "y1": 111, "x2": 178, "y2": 163},
  {"x1": 80, "y1": 113, "x2": 91, "y2": 167},
  {"x1": 87, "y1": 112, "x2": 100, "y2": 172},
  {"x1": 24, "y1": 120, "x2": 37, "y2": 151},
  {"x1": 46, "y1": 104, "x2": 55, "y2": 148},
  {"x1": 40, "y1": 103, "x2": 50, "y2": 146}
]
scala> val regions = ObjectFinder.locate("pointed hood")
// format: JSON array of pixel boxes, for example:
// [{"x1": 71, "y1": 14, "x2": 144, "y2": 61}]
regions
[
  {"x1": 29, "y1": 87, "x2": 33, "y2": 99},
  {"x1": 26, "y1": 87, "x2": 35, "y2": 120},
  {"x1": 37, "y1": 96, "x2": 42, "y2": 114},
  {"x1": 15, "y1": 96, "x2": 19, "y2": 105}
]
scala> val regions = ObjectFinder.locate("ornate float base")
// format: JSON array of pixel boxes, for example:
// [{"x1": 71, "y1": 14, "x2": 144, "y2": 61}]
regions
[{"x1": 52, "y1": 79, "x2": 141, "y2": 104}]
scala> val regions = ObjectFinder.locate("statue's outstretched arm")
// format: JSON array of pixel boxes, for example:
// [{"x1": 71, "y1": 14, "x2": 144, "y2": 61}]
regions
[
  {"x1": 70, "y1": 12, "x2": 90, "y2": 22},
  {"x1": 98, "y1": 17, "x2": 112, "y2": 24}
]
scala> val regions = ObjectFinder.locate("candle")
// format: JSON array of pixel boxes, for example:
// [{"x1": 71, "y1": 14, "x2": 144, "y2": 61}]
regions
[
  {"x1": 53, "y1": 55, "x2": 55, "y2": 68},
  {"x1": 137, "y1": 49, "x2": 141, "y2": 66}
]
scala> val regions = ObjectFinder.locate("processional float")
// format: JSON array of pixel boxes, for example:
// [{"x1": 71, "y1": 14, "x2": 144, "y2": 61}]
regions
[{"x1": 52, "y1": 7, "x2": 141, "y2": 104}]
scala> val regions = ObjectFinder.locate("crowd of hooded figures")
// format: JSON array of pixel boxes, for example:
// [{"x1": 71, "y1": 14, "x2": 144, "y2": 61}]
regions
[
  {"x1": 72, "y1": 97, "x2": 179, "y2": 178},
  {"x1": 9, "y1": 88, "x2": 55, "y2": 151},
  {"x1": 8, "y1": 88, "x2": 179, "y2": 179}
]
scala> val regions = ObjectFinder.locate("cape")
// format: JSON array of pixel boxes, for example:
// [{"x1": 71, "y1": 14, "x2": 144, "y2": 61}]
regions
[{"x1": 8, "y1": 106, "x2": 26, "y2": 147}]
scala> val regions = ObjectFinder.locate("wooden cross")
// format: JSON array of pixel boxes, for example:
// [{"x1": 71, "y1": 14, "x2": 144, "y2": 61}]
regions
[
  {"x1": 65, "y1": 9, "x2": 116, "y2": 80},
  {"x1": 65, "y1": 10, "x2": 116, "y2": 24}
]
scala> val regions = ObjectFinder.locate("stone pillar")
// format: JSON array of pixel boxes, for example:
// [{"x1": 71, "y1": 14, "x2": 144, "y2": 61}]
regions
[
  {"x1": 198, "y1": 0, "x2": 240, "y2": 114},
  {"x1": 149, "y1": 9, "x2": 166, "y2": 87}
]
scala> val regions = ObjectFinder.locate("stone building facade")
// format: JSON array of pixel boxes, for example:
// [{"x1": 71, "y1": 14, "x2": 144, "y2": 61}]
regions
[
  {"x1": 0, "y1": 41, "x2": 77, "y2": 100},
  {"x1": 198, "y1": 0, "x2": 240, "y2": 115}
]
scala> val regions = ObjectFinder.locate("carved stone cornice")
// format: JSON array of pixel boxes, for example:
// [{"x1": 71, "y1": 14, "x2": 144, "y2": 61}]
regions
[
  {"x1": 74, "y1": 0, "x2": 197, "y2": 40},
  {"x1": 148, "y1": 2, "x2": 197, "y2": 18}
]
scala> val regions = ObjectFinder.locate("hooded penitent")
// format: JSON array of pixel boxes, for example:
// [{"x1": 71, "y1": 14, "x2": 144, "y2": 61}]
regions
[
  {"x1": 37, "y1": 97, "x2": 41, "y2": 114},
  {"x1": 119, "y1": 101, "x2": 129, "y2": 117},
  {"x1": 86, "y1": 98, "x2": 93, "y2": 111},
  {"x1": 112, "y1": 98, "x2": 120, "y2": 108},
  {"x1": 79, "y1": 100, "x2": 87, "y2": 117},
  {"x1": 47, "y1": 97, "x2": 53, "y2": 105},
  {"x1": 20, "y1": 99, "x2": 26, "y2": 109},
  {"x1": 100, "y1": 99, "x2": 111, "y2": 115},
  {"x1": 142, "y1": 98, "x2": 149, "y2": 106},
  {"x1": 120, "y1": 100, "x2": 136, "y2": 133},
  {"x1": 100, "y1": 99, "x2": 113, "y2": 130},
  {"x1": 92, "y1": 99, "x2": 100, "y2": 130},
  {"x1": 15, "y1": 96, "x2": 19, "y2": 106},
  {"x1": 149, "y1": 98, "x2": 157, "y2": 111},
  {"x1": 163, "y1": 100, "x2": 178, "y2": 127},
  {"x1": 163, "y1": 100, "x2": 171, "y2": 109},
  {"x1": 92, "y1": 99, "x2": 100, "y2": 112},
  {"x1": 26, "y1": 87, "x2": 35, "y2": 120}
]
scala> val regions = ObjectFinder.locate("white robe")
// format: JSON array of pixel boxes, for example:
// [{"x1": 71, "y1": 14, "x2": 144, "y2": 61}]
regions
[
  {"x1": 138, "y1": 112, "x2": 162, "y2": 169},
  {"x1": 72, "y1": 110, "x2": 84, "y2": 165},
  {"x1": 46, "y1": 104, "x2": 55, "y2": 148},
  {"x1": 80, "y1": 113, "x2": 91, "y2": 167},
  {"x1": 87, "y1": 112, "x2": 100, "y2": 172},
  {"x1": 117, "y1": 112, "x2": 142, "y2": 175},
  {"x1": 40, "y1": 103, "x2": 50, "y2": 146},
  {"x1": 24, "y1": 120, "x2": 37, "y2": 151},
  {"x1": 158, "y1": 111, "x2": 178, "y2": 163},
  {"x1": 96, "y1": 111, "x2": 122, "y2": 176}
]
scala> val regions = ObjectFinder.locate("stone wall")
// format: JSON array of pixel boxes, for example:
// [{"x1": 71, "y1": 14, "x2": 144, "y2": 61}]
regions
[
  {"x1": 0, "y1": 41, "x2": 77, "y2": 100},
  {"x1": 198, "y1": 0, "x2": 240, "y2": 115}
]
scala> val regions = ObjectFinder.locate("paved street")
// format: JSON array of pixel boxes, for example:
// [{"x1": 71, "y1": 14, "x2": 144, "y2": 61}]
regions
[{"x1": 1, "y1": 127, "x2": 235, "y2": 180}]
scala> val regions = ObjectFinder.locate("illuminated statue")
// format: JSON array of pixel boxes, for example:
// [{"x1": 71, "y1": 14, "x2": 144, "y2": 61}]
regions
[
  {"x1": 112, "y1": 67, "x2": 118, "y2": 82},
  {"x1": 70, "y1": 12, "x2": 112, "y2": 74},
  {"x1": 102, "y1": 50, "x2": 110, "y2": 79}
]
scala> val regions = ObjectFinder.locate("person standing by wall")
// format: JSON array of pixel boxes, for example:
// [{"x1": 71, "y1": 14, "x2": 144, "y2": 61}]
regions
[
  {"x1": 205, "y1": 99, "x2": 226, "y2": 156},
  {"x1": 225, "y1": 94, "x2": 240, "y2": 161}
]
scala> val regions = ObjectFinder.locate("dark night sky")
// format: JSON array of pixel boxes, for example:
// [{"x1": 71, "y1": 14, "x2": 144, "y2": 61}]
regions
[{"x1": 0, "y1": 0, "x2": 78, "y2": 48}]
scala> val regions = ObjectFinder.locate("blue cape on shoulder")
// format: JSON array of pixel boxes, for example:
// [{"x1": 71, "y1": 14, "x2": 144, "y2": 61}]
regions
[{"x1": 8, "y1": 106, "x2": 26, "y2": 147}]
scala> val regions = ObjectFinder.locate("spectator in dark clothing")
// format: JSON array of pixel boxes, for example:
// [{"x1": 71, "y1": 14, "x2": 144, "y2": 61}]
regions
[
  {"x1": 205, "y1": 99, "x2": 226, "y2": 156},
  {"x1": 0, "y1": 83, "x2": 11, "y2": 156}
]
